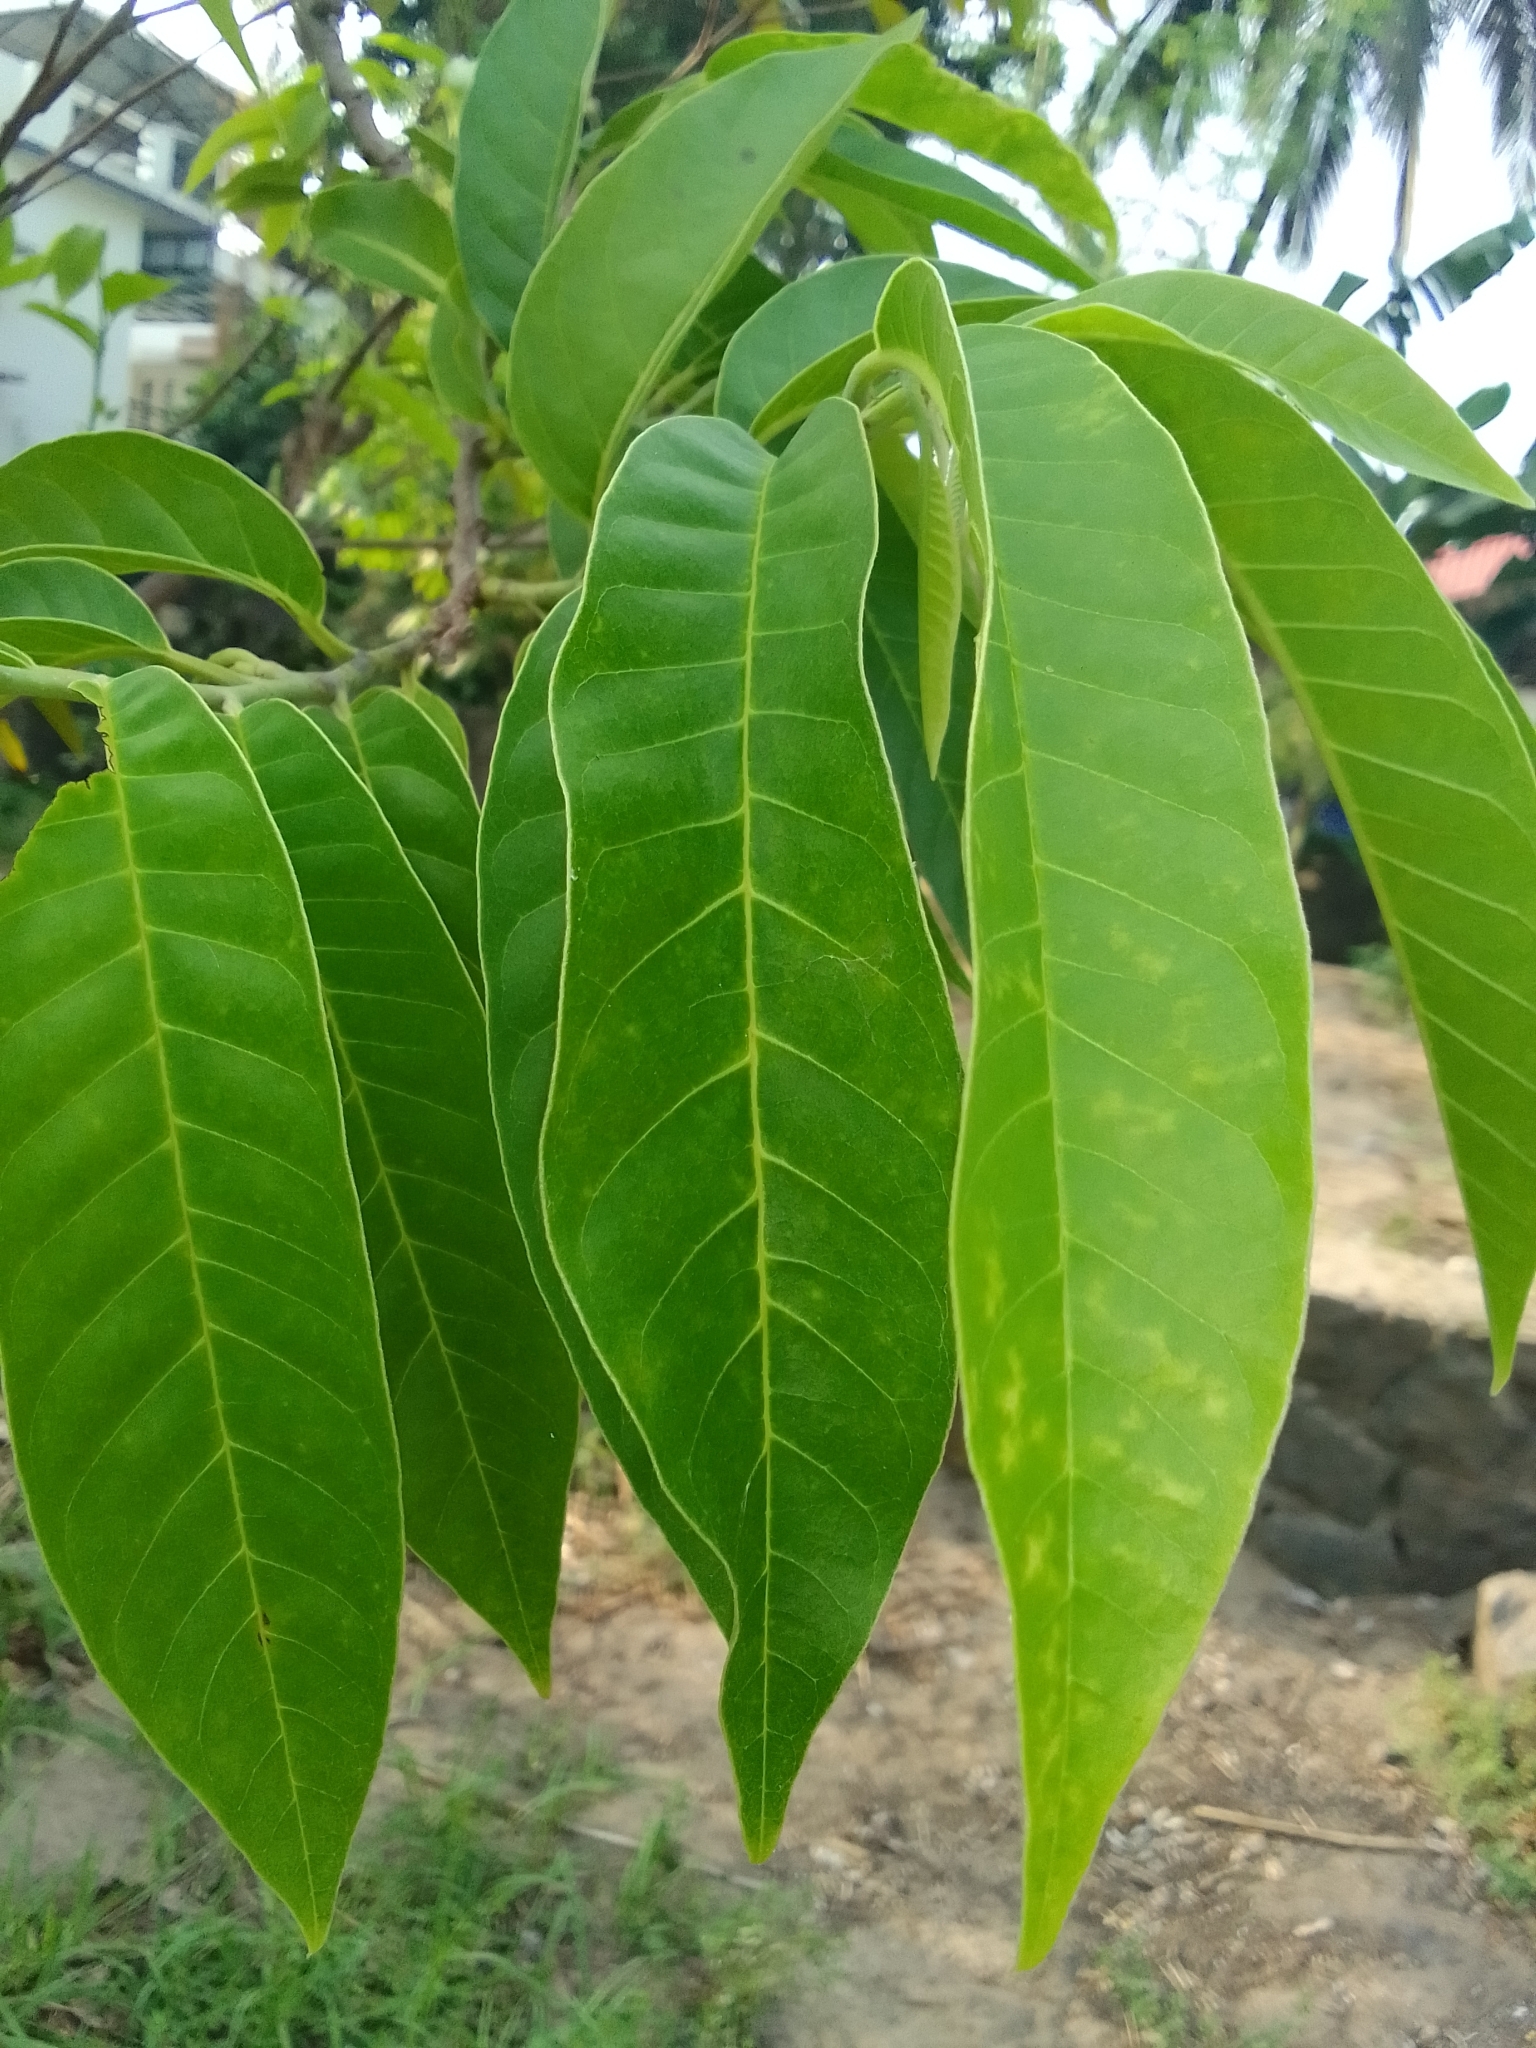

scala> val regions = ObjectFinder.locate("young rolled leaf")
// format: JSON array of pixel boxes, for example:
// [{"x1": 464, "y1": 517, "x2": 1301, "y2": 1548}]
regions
[
  {"x1": 0, "y1": 556, "x2": 169, "y2": 666},
  {"x1": 1072, "y1": 319, "x2": 1536, "y2": 1379},
  {"x1": 309, "y1": 180, "x2": 458, "y2": 302},
  {"x1": 508, "y1": 18, "x2": 921, "y2": 516},
  {"x1": 0, "y1": 434, "x2": 342, "y2": 656},
  {"x1": 0, "y1": 667, "x2": 402, "y2": 1949},
  {"x1": 311, "y1": 689, "x2": 482, "y2": 986},
  {"x1": 805, "y1": 122, "x2": 1095, "y2": 289},
  {"x1": 242, "y1": 701, "x2": 577, "y2": 1690},
  {"x1": 862, "y1": 497, "x2": 974, "y2": 955},
  {"x1": 1041, "y1": 273, "x2": 1530, "y2": 501},
  {"x1": 953, "y1": 323, "x2": 1312, "y2": 1963},
  {"x1": 454, "y1": 0, "x2": 608, "y2": 347},
  {"x1": 541, "y1": 402, "x2": 961, "y2": 1855},
  {"x1": 715, "y1": 253, "x2": 1032, "y2": 433},
  {"x1": 479, "y1": 598, "x2": 736, "y2": 1631},
  {"x1": 869, "y1": 258, "x2": 990, "y2": 771}
]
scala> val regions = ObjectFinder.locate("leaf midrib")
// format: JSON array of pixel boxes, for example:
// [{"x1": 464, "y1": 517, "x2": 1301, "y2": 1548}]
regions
[{"x1": 104, "y1": 725, "x2": 316, "y2": 1925}]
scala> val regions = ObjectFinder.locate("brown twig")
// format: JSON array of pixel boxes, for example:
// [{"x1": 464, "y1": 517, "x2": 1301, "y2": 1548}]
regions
[
  {"x1": 0, "y1": 0, "x2": 135, "y2": 174},
  {"x1": 293, "y1": 0, "x2": 410, "y2": 176},
  {"x1": 434, "y1": 422, "x2": 485, "y2": 666},
  {"x1": 2, "y1": 51, "x2": 202, "y2": 217},
  {"x1": 1188, "y1": 1805, "x2": 1459, "y2": 1854}
]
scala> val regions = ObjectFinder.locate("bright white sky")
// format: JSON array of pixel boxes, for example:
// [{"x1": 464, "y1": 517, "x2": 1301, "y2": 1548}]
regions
[{"x1": 46, "y1": 0, "x2": 1536, "y2": 476}]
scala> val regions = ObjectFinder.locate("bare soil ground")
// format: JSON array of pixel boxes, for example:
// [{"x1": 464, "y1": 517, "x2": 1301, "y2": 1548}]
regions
[{"x1": 2, "y1": 964, "x2": 1532, "y2": 2040}]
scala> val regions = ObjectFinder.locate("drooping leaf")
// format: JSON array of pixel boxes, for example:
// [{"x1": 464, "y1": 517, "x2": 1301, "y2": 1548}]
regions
[
  {"x1": 0, "y1": 667, "x2": 402, "y2": 1948},
  {"x1": 508, "y1": 18, "x2": 922, "y2": 516},
  {"x1": 716, "y1": 252, "x2": 1033, "y2": 432},
  {"x1": 197, "y1": 0, "x2": 260, "y2": 88},
  {"x1": 454, "y1": 0, "x2": 608, "y2": 347},
  {"x1": 23, "y1": 302, "x2": 97, "y2": 350},
  {"x1": 479, "y1": 597, "x2": 736, "y2": 1632},
  {"x1": 242, "y1": 701, "x2": 576, "y2": 1691},
  {"x1": 0, "y1": 556, "x2": 168, "y2": 667},
  {"x1": 861, "y1": 496, "x2": 974, "y2": 954},
  {"x1": 805, "y1": 121, "x2": 1095, "y2": 289},
  {"x1": 541, "y1": 401, "x2": 961, "y2": 1856},
  {"x1": 0, "y1": 434, "x2": 342, "y2": 657},
  {"x1": 1076, "y1": 322, "x2": 1536, "y2": 1381},
  {"x1": 309, "y1": 179, "x2": 457, "y2": 301},
  {"x1": 855, "y1": 42, "x2": 1113, "y2": 245},
  {"x1": 1038, "y1": 272, "x2": 1530, "y2": 502},
  {"x1": 428, "y1": 268, "x2": 495, "y2": 424},
  {"x1": 311, "y1": 689, "x2": 482, "y2": 985},
  {"x1": 954, "y1": 322, "x2": 1313, "y2": 1963}
]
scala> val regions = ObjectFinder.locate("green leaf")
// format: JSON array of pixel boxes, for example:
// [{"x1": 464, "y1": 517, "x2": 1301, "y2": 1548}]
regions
[
  {"x1": 197, "y1": 0, "x2": 260, "y2": 88},
  {"x1": 0, "y1": 666, "x2": 402, "y2": 1948},
  {"x1": 346, "y1": 365, "x2": 459, "y2": 466},
  {"x1": 508, "y1": 18, "x2": 922, "y2": 517},
  {"x1": 479, "y1": 596, "x2": 736, "y2": 1631},
  {"x1": 954, "y1": 323, "x2": 1312, "y2": 1964},
  {"x1": 716, "y1": 253, "x2": 1033, "y2": 432},
  {"x1": 24, "y1": 302, "x2": 97, "y2": 350},
  {"x1": 0, "y1": 555, "x2": 169, "y2": 667},
  {"x1": 429, "y1": 269, "x2": 495, "y2": 423},
  {"x1": 407, "y1": 123, "x2": 455, "y2": 180},
  {"x1": 242, "y1": 701, "x2": 576, "y2": 1691},
  {"x1": 454, "y1": 0, "x2": 608, "y2": 348},
  {"x1": 181, "y1": 96, "x2": 281, "y2": 192},
  {"x1": 46, "y1": 224, "x2": 105, "y2": 303},
  {"x1": 546, "y1": 500, "x2": 589, "y2": 578},
  {"x1": 669, "y1": 256, "x2": 782, "y2": 386},
  {"x1": 313, "y1": 689, "x2": 482, "y2": 987},
  {"x1": 868, "y1": 258, "x2": 990, "y2": 770},
  {"x1": 805, "y1": 121, "x2": 1095, "y2": 289},
  {"x1": 541, "y1": 401, "x2": 961, "y2": 1856},
  {"x1": 100, "y1": 271, "x2": 172, "y2": 315},
  {"x1": 1040, "y1": 273, "x2": 1530, "y2": 503},
  {"x1": 861, "y1": 495, "x2": 974, "y2": 954},
  {"x1": 309, "y1": 180, "x2": 457, "y2": 301},
  {"x1": 852, "y1": 42, "x2": 1114, "y2": 246},
  {"x1": 220, "y1": 158, "x2": 310, "y2": 214},
  {"x1": 401, "y1": 675, "x2": 470, "y2": 773},
  {"x1": 818, "y1": 176, "x2": 937, "y2": 256},
  {"x1": 1077, "y1": 322, "x2": 1536, "y2": 1381},
  {"x1": 0, "y1": 433, "x2": 342, "y2": 657}
]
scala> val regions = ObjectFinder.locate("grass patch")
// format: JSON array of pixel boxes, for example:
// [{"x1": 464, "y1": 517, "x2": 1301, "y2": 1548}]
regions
[
  {"x1": 0, "y1": 1738, "x2": 815, "y2": 2044},
  {"x1": 1414, "y1": 1660, "x2": 1536, "y2": 1909},
  {"x1": 1094, "y1": 1939, "x2": 1288, "y2": 2046}
]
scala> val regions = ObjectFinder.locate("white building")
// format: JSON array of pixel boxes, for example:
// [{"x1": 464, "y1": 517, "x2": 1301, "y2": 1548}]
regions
[{"x1": 0, "y1": 5, "x2": 236, "y2": 453}]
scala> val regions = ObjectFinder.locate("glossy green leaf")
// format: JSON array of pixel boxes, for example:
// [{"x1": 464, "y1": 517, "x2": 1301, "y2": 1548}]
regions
[
  {"x1": 401, "y1": 676, "x2": 470, "y2": 773},
  {"x1": 954, "y1": 323, "x2": 1312, "y2": 1963},
  {"x1": 0, "y1": 434, "x2": 342, "y2": 658},
  {"x1": 861, "y1": 497, "x2": 974, "y2": 955},
  {"x1": 541, "y1": 401, "x2": 961, "y2": 1856},
  {"x1": 242, "y1": 702, "x2": 576, "y2": 1691},
  {"x1": 0, "y1": 556, "x2": 168, "y2": 667},
  {"x1": 716, "y1": 253, "x2": 1031, "y2": 432},
  {"x1": 806, "y1": 122, "x2": 1094, "y2": 289},
  {"x1": 1078, "y1": 323, "x2": 1536, "y2": 1380},
  {"x1": 309, "y1": 180, "x2": 457, "y2": 301},
  {"x1": 508, "y1": 19, "x2": 921, "y2": 517},
  {"x1": 1040, "y1": 272, "x2": 1529, "y2": 502},
  {"x1": 869, "y1": 258, "x2": 990, "y2": 769},
  {"x1": 454, "y1": 0, "x2": 608, "y2": 347},
  {"x1": 0, "y1": 667, "x2": 402, "y2": 1948},
  {"x1": 428, "y1": 267, "x2": 495, "y2": 424},
  {"x1": 479, "y1": 597, "x2": 736, "y2": 1631},
  {"x1": 312, "y1": 689, "x2": 482, "y2": 986}
]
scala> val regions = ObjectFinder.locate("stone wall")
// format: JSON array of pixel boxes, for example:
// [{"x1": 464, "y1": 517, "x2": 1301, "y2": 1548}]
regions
[{"x1": 1250, "y1": 1294, "x2": 1536, "y2": 1596}]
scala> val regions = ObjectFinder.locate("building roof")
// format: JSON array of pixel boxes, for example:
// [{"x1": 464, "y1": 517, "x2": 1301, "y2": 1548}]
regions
[{"x1": 0, "y1": 6, "x2": 238, "y2": 134}]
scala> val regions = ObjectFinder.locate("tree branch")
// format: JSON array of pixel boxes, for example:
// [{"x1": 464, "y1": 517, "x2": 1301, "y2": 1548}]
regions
[
  {"x1": 0, "y1": 0, "x2": 135, "y2": 172},
  {"x1": 1, "y1": 49, "x2": 199, "y2": 218},
  {"x1": 433, "y1": 422, "x2": 485, "y2": 666},
  {"x1": 292, "y1": 0, "x2": 410, "y2": 176}
]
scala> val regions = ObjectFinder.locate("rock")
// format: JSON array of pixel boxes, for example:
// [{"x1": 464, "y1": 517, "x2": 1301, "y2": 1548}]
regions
[
  {"x1": 1473, "y1": 1570, "x2": 1536, "y2": 1691},
  {"x1": 1268, "y1": 1397, "x2": 1397, "y2": 1525}
]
